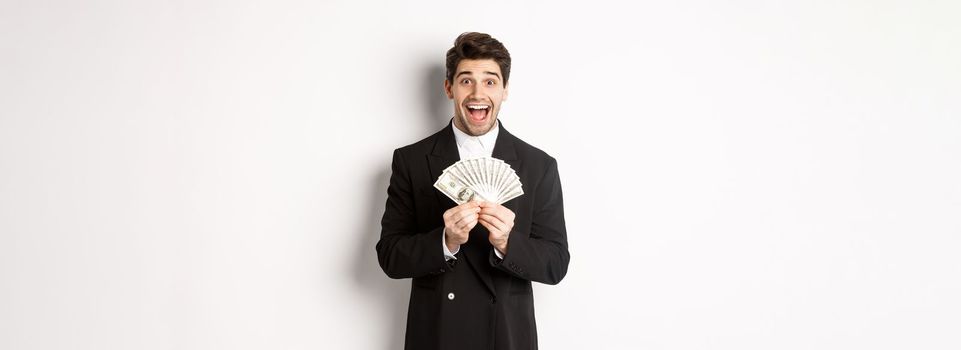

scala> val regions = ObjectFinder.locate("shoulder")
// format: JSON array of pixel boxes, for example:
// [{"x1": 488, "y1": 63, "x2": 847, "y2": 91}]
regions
[
  {"x1": 393, "y1": 127, "x2": 448, "y2": 157},
  {"x1": 509, "y1": 134, "x2": 558, "y2": 178},
  {"x1": 506, "y1": 131, "x2": 559, "y2": 172}
]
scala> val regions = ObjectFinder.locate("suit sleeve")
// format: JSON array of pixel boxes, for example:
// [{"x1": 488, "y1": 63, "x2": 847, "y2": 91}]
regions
[
  {"x1": 492, "y1": 157, "x2": 570, "y2": 285},
  {"x1": 376, "y1": 149, "x2": 449, "y2": 279}
]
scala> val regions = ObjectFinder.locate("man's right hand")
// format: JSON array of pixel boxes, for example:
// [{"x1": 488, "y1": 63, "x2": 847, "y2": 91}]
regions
[{"x1": 443, "y1": 201, "x2": 481, "y2": 252}]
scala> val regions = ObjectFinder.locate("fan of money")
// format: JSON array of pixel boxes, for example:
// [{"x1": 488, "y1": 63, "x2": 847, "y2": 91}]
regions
[{"x1": 434, "y1": 157, "x2": 524, "y2": 205}]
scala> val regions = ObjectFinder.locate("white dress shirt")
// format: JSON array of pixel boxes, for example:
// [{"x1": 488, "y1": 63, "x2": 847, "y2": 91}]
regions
[{"x1": 442, "y1": 121, "x2": 505, "y2": 260}]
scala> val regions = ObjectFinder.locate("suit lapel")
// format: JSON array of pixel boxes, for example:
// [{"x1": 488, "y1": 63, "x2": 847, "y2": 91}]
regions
[{"x1": 427, "y1": 123, "x2": 460, "y2": 207}]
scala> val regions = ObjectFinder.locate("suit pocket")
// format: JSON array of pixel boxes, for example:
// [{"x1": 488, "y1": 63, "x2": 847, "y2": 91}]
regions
[
  {"x1": 418, "y1": 186, "x2": 436, "y2": 197},
  {"x1": 509, "y1": 277, "x2": 532, "y2": 295},
  {"x1": 413, "y1": 274, "x2": 440, "y2": 290},
  {"x1": 421, "y1": 185, "x2": 452, "y2": 202}
]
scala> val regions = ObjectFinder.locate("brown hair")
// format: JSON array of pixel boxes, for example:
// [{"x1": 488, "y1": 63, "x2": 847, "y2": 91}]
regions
[{"x1": 445, "y1": 32, "x2": 512, "y2": 85}]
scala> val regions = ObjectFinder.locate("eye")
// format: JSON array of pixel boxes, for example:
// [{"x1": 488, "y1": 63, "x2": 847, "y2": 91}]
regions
[
  {"x1": 461, "y1": 78, "x2": 471, "y2": 85},
  {"x1": 486, "y1": 80, "x2": 496, "y2": 86}
]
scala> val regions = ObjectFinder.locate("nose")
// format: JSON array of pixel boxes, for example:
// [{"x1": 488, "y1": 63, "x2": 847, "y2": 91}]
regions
[
  {"x1": 467, "y1": 83, "x2": 483, "y2": 98},
  {"x1": 467, "y1": 83, "x2": 482, "y2": 96}
]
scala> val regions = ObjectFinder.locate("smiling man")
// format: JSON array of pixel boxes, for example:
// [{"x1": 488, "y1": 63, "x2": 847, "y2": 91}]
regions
[{"x1": 377, "y1": 32, "x2": 570, "y2": 350}]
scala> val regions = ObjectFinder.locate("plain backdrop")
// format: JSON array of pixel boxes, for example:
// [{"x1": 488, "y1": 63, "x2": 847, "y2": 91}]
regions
[{"x1": 1, "y1": 1, "x2": 960, "y2": 349}]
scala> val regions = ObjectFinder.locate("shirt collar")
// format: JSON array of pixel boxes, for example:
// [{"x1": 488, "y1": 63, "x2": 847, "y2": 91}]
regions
[{"x1": 451, "y1": 119, "x2": 500, "y2": 152}]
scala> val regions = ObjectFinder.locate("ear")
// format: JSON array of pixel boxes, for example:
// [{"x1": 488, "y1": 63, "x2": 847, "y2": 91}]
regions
[
  {"x1": 502, "y1": 82, "x2": 509, "y2": 101},
  {"x1": 444, "y1": 79, "x2": 453, "y2": 99}
]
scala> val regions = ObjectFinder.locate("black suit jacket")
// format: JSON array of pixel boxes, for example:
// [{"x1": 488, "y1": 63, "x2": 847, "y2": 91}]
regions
[{"x1": 377, "y1": 122, "x2": 570, "y2": 350}]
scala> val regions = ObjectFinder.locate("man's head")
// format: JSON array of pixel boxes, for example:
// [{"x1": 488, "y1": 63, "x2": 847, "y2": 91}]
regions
[{"x1": 445, "y1": 32, "x2": 511, "y2": 136}]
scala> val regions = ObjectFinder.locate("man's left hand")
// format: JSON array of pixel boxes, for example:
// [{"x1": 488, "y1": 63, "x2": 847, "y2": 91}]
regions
[{"x1": 478, "y1": 201, "x2": 515, "y2": 256}]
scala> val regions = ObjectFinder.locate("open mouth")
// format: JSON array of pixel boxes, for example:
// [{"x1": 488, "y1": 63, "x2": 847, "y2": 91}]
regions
[{"x1": 466, "y1": 104, "x2": 490, "y2": 123}]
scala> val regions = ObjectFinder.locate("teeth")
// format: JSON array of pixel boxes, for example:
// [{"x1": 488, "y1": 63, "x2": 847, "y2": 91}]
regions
[{"x1": 467, "y1": 105, "x2": 489, "y2": 110}]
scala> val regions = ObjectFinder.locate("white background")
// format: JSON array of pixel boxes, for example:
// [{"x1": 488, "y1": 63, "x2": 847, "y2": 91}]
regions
[{"x1": 2, "y1": 1, "x2": 960, "y2": 349}]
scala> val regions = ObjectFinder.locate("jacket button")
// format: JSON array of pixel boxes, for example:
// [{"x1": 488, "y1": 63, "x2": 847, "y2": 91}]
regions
[{"x1": 448, "y1": 293, "x2": 455, "y2": 300}]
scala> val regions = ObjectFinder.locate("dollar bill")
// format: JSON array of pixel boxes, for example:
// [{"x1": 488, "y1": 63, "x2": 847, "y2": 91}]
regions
[{"x1": 433, "y1": 157, "x2": 524, "y2": 205}]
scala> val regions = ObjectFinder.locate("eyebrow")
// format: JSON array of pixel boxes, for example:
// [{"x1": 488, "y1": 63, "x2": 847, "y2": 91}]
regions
[{"x1": 455, "y1": 71, "x2": 501, "y2": 79}]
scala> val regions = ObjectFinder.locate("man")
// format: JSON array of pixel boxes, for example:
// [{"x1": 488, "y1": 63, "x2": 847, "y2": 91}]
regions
[{"x1": 377, "y1": 32, "x2": 570, "y2": 350}]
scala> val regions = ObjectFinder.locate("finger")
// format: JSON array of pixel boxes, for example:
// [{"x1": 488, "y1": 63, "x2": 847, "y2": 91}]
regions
[
  {"x1": 453, "y1": 212, "x2": 479, "y2": 230},
  {"x1": 479, "y1": 204, "x2": 513, "y2": 219},
  {"x1": 478, "y1": 207, "x2": 501, "y2": 220},
  {"x1": 479, "y1": 219, "x2": 508, "y2": 238},
  {"x1": 449, "y1": 203, "x2": 478, "y2": 219},
  {"x1": 479, "y1": 207, "x2": 514, "y2": 227},
  {"x1": 462, "y1": 217, "x2": 478, "y2": 230},
  {"x1": 451, "y1": 218, "x2": 475, "y2": 238},
  {"x1": 459, "y1": 206, "x2": 481, "y2": 222},
  {"x1": 458, "y1": 209, "x2": 479, "y2": 224},
  {"x1": 477, "y1": 219, "x2": 497, "y2": 234},
  {"x1": 456, "y1": 206, "x2": 481, "y2": 222},
  {"x1": 478, "y1": 213, "x2": 504, "y2": 226},
  {"x1": 477, "y1": 201, "x2": 500, "y2": 211},
  {"x1": 447, "y1": 201, "x2": 479, "y2": 217},
  {"x1": 479, "y1": 214, "x2": 508, "y2": 233},
  {"x1": 478, "y1": 201, "x2": 511, "y2": 212}
]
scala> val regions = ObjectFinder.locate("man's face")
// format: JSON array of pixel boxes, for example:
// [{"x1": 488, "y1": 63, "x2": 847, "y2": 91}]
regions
[{"x1": 445, "y1": 59, "x2": 509, "y2": 136}]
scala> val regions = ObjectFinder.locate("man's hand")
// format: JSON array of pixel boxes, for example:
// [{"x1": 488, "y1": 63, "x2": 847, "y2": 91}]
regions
[
  {"x1": 443, "y1": 201, "x2": 481, "y2": 253},
  {"x1": 478, "y1": 201, "x2": 515, "y2": 256}
]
